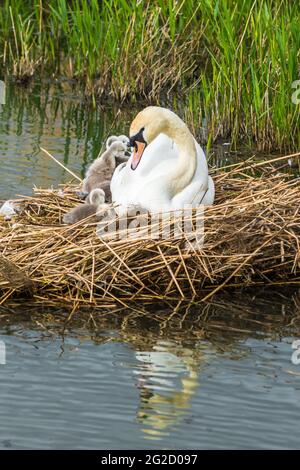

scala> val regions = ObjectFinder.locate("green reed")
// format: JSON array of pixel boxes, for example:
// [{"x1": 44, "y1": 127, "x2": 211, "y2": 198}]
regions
[{"x1": 0, "y1": 0, "x2": 299, "y2": 150}]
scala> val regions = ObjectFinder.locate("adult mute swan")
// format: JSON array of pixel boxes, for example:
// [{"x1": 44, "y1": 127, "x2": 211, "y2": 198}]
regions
[{"x1": 110, "y1": 106, "x2": 214, "y2": 213}]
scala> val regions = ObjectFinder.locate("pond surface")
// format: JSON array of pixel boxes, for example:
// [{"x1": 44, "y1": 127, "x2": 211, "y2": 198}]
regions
[
  {"x1": 0, "y1": 82, "x2": 299, "y2": 450},
  {"x1": 0, "y1": 81, "x2": 141, "y2": 200},
  {"x1": 0, "y1": 292, "x2": 300, "y2": 450}
]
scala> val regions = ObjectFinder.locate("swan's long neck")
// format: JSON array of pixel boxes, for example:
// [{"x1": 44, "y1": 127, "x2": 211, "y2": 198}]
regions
[{"x1": 165, "y1": 116, "x2": 197, "y2": 196}]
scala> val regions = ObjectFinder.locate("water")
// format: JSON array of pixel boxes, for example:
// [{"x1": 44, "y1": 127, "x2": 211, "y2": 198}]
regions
[
  {"x1": 0, "y1": 294, "x2": 300, "y2": 450},
  {"x1": 0, "y1": 82, "x2": 300, "y2": 450},
  {"x1": 0, "y1": 81, "x2": 137, "y2": 200}
]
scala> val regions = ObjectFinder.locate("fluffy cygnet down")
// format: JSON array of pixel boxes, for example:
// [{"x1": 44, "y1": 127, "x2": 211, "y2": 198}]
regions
[
  {"x1": 106, "y1": 135, "x2": 129, "y2": 152},
  {"x1": 63, "y1": 188, "x2": 107, "y2": 225},
  {"x1": 80, "y1": 136, "x2": 130, "y2": 203}
]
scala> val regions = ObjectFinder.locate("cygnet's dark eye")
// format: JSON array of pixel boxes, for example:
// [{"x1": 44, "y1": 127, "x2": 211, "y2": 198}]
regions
[{"x1": 140, "y1": 127, "x2": 145, "y2": 133}]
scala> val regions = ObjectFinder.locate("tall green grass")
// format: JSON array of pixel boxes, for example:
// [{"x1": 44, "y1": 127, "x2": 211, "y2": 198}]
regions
[{"x1": 0, "y1": 0, "x2": 299, "y2": 150}]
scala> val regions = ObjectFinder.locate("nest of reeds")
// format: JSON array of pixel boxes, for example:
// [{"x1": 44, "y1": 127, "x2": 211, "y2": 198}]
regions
[{"x1": 0, "y1": 155, "x2": 300, "y2": 309}]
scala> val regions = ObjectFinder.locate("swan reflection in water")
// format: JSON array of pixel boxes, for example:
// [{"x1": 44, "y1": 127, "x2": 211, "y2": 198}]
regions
[
  {"x1": 133, "y1": 340, "x2": 203, "y2": 440},
  {"x1": 3, "y1": 287, "x2": 297, "y2": 443},
  {"x1": 127, "y1": 288, "x2": 299, "y2": 440}
]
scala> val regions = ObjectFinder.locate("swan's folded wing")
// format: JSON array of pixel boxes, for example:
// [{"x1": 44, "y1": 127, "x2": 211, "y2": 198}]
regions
[{"x1": 171, "y1": 175, "x2": 214, "y2": 209}]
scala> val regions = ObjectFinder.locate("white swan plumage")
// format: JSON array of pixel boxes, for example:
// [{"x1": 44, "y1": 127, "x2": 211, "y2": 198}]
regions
[{"x1": 110, "y1": 106, "x2": 214, "y2": 213}]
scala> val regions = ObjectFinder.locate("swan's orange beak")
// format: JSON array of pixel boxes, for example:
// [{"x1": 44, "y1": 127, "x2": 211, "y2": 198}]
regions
[{"x1": 131, "y1": 141, "x2": 146, "y2": 170}]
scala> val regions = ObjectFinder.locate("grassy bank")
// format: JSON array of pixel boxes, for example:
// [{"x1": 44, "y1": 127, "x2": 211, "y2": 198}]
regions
[{"x1": 0, "y1": 0, "x2": 299, "y2": 150}]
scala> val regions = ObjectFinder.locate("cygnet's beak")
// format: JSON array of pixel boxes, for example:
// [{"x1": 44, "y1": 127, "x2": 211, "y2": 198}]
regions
[{"x1": 76, "y1": 190, "x2": 89, "y2": 200}]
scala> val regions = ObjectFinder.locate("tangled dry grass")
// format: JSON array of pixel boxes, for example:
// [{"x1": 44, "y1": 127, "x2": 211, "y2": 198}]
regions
[{"x1": 0, "y1": 154, "x2": 300, "y2": 310}]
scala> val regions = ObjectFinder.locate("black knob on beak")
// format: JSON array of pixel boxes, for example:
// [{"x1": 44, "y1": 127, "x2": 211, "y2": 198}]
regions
[{"x1": 129, "y1": 136, "x2": 136, "y2": 148}]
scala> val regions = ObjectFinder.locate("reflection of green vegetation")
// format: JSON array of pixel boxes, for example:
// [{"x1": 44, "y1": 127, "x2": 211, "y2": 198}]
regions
[
  {"x1": 0, "y1": 1, "x2": 299, "y2": 150},
  {"x1": 0, "y1": 82, "x2": 136, "y2": 182},
  {"x1": 1, "y1": 288, "x2": 300, "y2": 440}
]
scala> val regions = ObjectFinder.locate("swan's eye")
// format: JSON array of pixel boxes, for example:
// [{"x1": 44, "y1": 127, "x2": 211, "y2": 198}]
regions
[{"x1": 134, "y1": 143, "x2": 138, "y2": 151}]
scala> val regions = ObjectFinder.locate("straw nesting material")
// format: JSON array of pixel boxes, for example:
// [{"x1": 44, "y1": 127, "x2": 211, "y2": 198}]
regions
[{"x1": 0, "y1": 156, "x2": 299, "y2": 309}]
